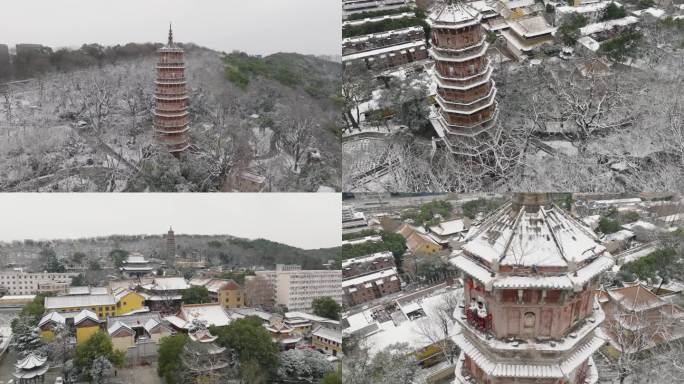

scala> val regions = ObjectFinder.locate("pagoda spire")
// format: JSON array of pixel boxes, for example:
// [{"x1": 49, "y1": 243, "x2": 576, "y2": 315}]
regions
[{"x1": 168, "y1": 22, "x2": 173, "y2": 46}]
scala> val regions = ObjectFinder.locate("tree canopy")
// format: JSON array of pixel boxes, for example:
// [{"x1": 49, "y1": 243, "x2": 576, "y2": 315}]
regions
[
  {"x1": 182, "y1": 285, "x2": 211, "y2": 304},
  {"x1": 211, "y1": 316, "x2": 280, "y2": 382},
  {"x1": 312, "y1": 297, "x2": 341, "y2": 321},
  {"x1": 157, "y1": 334, "x2": 189, "y2": 384},
  {"x1": 74, "y1": 332, "x2": 124, "y2": 381}
]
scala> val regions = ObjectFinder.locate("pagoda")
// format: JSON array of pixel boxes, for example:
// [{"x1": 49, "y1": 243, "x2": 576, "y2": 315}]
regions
[
  {"x1": 13, "y1": 353, "x2": 50, "y2": 383},
  {"x1": 427, "y1": 0, "x2": 498, "y2": 156},
  {"x1": 154, "y1": 24, "x2": 190, "y2": 154},
  {"x1": 449, "y1": 193, "x2": 614, "y2": 384},
  {"x1": 167, "y1": 226, "x2": 176, "y2": 258}
]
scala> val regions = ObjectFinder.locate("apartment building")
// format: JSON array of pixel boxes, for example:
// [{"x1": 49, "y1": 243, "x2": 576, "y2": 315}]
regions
[
  {"x1": 256, "y1": 265, "x2": 342, "y2": 312},
  {"x1": 0, "y1": 271, "x2": 78, "y2": 295}
]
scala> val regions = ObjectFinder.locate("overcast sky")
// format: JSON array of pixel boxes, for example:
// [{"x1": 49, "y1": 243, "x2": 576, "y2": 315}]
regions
[
  {"x1": 0, "y1": 0, "x2": 341, "y2": 56},
  {"x1": 0, "y1": 194, "x2": 341, "y2": 249}
]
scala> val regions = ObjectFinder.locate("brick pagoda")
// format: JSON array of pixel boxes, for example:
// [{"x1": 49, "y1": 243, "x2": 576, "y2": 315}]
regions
[
  {"x1": 449, "y1": 193, "x2": 614, "y2": 383},
  {"x1": 427, "y1": 0, "x2": 498, "y2": 156},
  {"x1": 154, "y1": 24, "x2": 190, "y2": 154}
]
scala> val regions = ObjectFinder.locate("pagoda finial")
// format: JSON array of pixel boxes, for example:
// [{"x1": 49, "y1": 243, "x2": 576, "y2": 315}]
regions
[{"x1": 168, "y1": 22, "x2": 173, "y2": 46}]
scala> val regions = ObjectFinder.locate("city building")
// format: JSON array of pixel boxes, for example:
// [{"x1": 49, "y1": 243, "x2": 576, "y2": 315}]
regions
[
  {"x1": 138, "y1": 276, "x2": 189, "y2": 313},
  {"x1": 554, "y1": 0, "x2": 615, "y2": 25},
  {"x1": 255, "y1": 265, "x2": 342, "y2": 311},
  {"x1": 43, "y1": 289, "x2": 145, "y2": 319},
  {"x1": 427, "y1": 217, "x2": 471, "y2": 245},
  {"x1": 154, "y1": 25, "x2": 190, "y2": 153},
  {"x1": 398, "y1": 224, "x2": 442, "y2": 254},
  {"x1": 37, "y1": 311, "x2": 66, "y2": 341},
  {"x1": 342, "y1": 205, "x2": 370, "y2": 233},
  {"x1": 342, "y1": 251, "x2": 395, "y2": 279},
  {"x1": 597, "y1": 284, "x2": 684, "y2": 351},
  {"x1": 189, "y1": 278, "x2": 246, "y2": 308},
  {"x1": 120, "y1": 253, "x2": 155, "y2": 278},
  {"x1": 107, "y1": 312, "x2": 172, "y2": 354},
  {"x1": 448, "y1": 193, "x2": 614, "y2": 383},
  {"x1": 0, "y1": 271, "x2": 78, "y2": 296},
  {"x1": 501, "y1": 14, "x2": 555, "y2": 59},
  {"x1": 427, "y1": 0, "x2": 499, "y2": 156},
  {"x1": 343, "y1": 0, "x2": 414, "y2": 17},
  {"x1": 342, "y1": 267, "x2": 401, "y2": 306},
  {"x1": 312, "y1": 327, "x2": 342, "y2": 356},
  {"x1": 74, "y1": 309, "x2": 102, "y2": 345}
]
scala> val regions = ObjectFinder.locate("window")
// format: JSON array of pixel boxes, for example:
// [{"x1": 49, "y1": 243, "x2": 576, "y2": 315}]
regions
[{"x1": 523, "y1": 312, "x2": 535, "y2": 329}]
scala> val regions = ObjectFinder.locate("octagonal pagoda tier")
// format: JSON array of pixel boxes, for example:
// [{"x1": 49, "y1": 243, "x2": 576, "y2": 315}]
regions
[
  {"x1": 449, "y1": 193, "x2": 614, "y2": 384},
  {"x1": 153, "y1": 24, "x2": 191, "y2": 154},
  {"x1": 427, "y1": 0, "x2": 498, "y2": 156}
]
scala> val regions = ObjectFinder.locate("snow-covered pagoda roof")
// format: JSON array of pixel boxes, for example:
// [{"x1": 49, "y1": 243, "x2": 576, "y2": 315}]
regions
[
  {"x1": 462, "y1": 194, "x2": 606, "y2": 269},
  {"x1": 427, "y1": 0, "x2": 482, "y2": 28},
  {"x1": 14, "y1": 353, "x2": 48, "y2": 370},
  {"x1": 451, "y1": 193, "x2": 615, "y2": 291}
]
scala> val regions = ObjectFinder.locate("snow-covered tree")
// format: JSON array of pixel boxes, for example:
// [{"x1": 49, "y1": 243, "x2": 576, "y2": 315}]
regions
[
  {"x1": 276, "y1": 349, "x2": 334, "y2": 383},
  {"x1": 344, "y1": 342, "x2": 418, "y2": 384}
]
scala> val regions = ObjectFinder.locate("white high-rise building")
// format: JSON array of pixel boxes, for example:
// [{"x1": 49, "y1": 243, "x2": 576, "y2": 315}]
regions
[
  {"x1": 0, "y1": 271, "x2": 79, "y2": 295},
  {"x1": 256, "y1": 266, "x2": 342, "y2": 312}
]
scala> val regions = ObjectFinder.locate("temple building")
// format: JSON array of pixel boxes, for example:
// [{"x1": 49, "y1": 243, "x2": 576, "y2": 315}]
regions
[
  {"x1": 449, "y1": 193, "x2": 614, "y2": 384},
  {"x1": 154, "y1": 24, "x2": 191, "y2": 154},
  {"x1": 427, "y1": 0, "x2": 499, "y2": 156},
  {"x1": 13, "y1": 353, "x2": 50, "y2": 383},
  {"x1": 120, "y1": 253, "x2": 154, "y2": 278}
]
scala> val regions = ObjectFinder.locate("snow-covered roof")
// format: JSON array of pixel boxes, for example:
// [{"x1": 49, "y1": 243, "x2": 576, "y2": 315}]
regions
[
  {"x1": 582, "y1": 215, "x2": 601, "y2": 229},
  {"x1": 604, "y1": 229, "x2": 634, "y2": 242},
  {"x1": 508, "y1": 15, "x2": 555, "y2": 38},
  {"x1": 124, "y1": 254, "x2": 148, "y2": 264},
  {"x1": 342, "y1": 267, "x2": 398, "y2": 288},
  {"x1": 74, "y1": 309, "x2": 99, "y2": 325},
  {"x1": 341, "y1": 235, "x2": 383, "y2": 246},
  {"x1": 462, "y1": 198, "x2": 605, "y2": 268},
  {"x1": 577, "y1": 36, "x2": 601, "y2": 52},
  {"x1": 45, "y1": 294, "x2": 116, "y2": 310},
  {"x1": 343, "y1": 40, "x2": 426, "y2": 62},
  {"x1": 144, "y1": 277, "x2": 189, "y2": 291},
  {"x1": 144, "y1": 318, "x2": 160, "y2": 333},
  {"x1": 312, "y1": 327, "x2": 342, "y2": 344},
  {"x1": 38, "y1": 311, "x2": 66, "y2": 327},
  {"x1": 452, "y1": 332, "x2": 605, "y2": 378},
  {"x1": 364, "y1": 289, "x2": 461, "y2": 356},
  {"x1": 451, "y1": 253, "x2": 614, "y2": 291},
  {"x1": 607, "y1": 284, "x2": 666, "y2": 312},
  {"x1": 107, "y1": 321, "x2": 134, "y2": 336},
  {"x1": 341, "y1": 251, "x2": 393, "y2": 268},
  {"x1": 14, "y1": 353, "x2": 47, "y2": 370},
  {"x1": 556, "y1": 1, "x2": 611, "y2": 14},
  {"x1": 580, "y1": 16, "x2": 638, "y2": 36},
  {"x1": 429, "y1": 219, "x2": 467, "y2": 236},
  {"x1": 285, "y1": 312, "x2": 340, "y2": 326},
  {"x1": 621, "y1": 220, "x2": 658, "y2": 231},
  {"x1": 503, "y1": 0, "x2": 536, "y2": 9},
  {"x1": 428, "y1": 0, "x2": 482, "y2": 28},
  {"x1": 178, "y1": 304, "x2": 231, "y2": 328},
  {"x1": 632, "y1": 7, "x2": 665, "y2": 18}
]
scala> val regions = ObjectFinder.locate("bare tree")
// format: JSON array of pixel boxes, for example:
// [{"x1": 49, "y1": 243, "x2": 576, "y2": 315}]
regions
[
  {"x1": 415, "y1": 291, "x2": 460, "y2": 365},
  {"x1": 82, "y1": 74, "x2": 112, "y2": 135},
  {"x1": 276, "y1": 118, "x2": 315, "y2": 172}
]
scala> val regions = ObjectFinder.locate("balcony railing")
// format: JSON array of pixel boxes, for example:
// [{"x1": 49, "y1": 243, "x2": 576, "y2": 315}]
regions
[{"x1": 465, "y1": 307, "x2": 492, "y2": 333}]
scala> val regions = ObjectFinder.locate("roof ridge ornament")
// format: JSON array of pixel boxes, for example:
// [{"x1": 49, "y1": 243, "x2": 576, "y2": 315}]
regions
[{"x1": 168, "y1": 22, "x2": 173, "y2": 46}]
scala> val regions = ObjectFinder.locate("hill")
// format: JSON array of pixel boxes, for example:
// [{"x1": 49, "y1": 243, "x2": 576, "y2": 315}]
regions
[{"x1": 0, "y1": 234, "x2": 340, "y2": 271}]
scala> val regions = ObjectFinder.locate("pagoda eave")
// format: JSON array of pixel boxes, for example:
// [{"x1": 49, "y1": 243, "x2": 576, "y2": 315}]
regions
[
  {"x1": 429, "y1": 43, "x2": 489, "y2": 63},
  {"x1": 435, "y1": 89, "x2": 497, "y2": 115}
]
